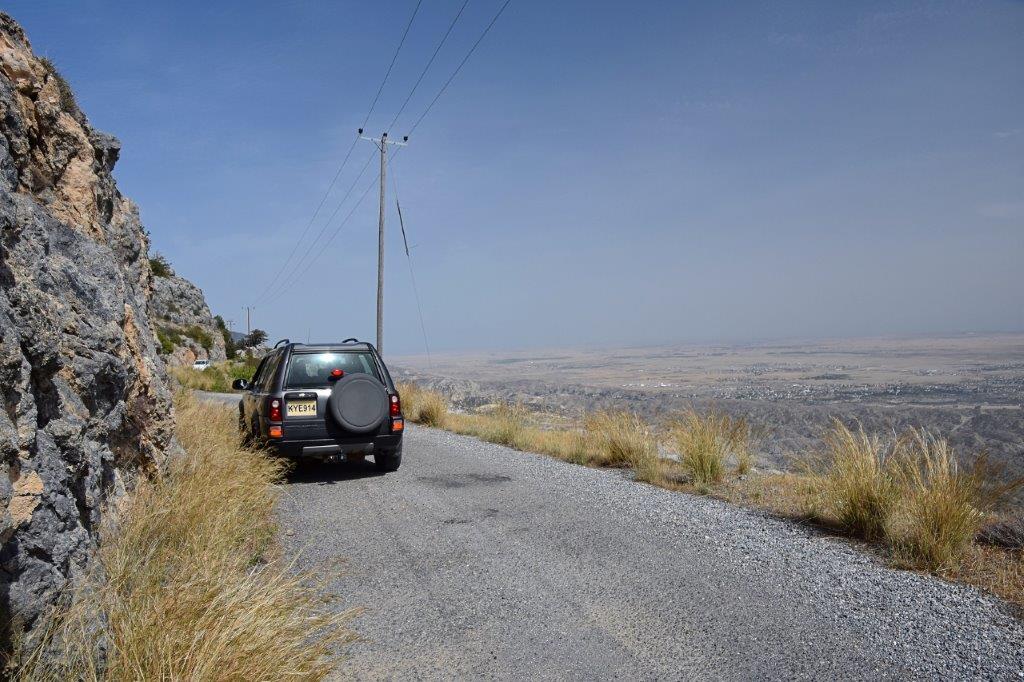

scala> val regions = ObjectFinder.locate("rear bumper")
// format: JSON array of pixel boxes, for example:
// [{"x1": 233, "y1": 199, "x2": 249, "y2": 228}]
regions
[{"x1": 267, "y1": 433, "x2": 402, "y2": 459}]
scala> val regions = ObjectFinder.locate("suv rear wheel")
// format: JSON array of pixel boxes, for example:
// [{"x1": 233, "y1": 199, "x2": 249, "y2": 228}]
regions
[{"x1": 375, "y1": 449, "x2": 402, "y2": 472}]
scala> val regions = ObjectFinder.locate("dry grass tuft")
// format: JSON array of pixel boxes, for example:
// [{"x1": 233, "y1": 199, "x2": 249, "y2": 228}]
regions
[
  {"x1": 888, "y1": 430, "x2": 1021, "y2": 571},
  {"x1": 670, "y1": 409, "x2": 752, "y2": 485},
  {"x1": 583, "y1": 411, "x2": 658, "y2": 471},
  {"x1": 13, "y1": 393, "x2": 356, "y2": 680},
  {"x1": 818, "y1": 420, "x2": 901, "y2": 541},
  {"x1": 397, "y1": 382, "x2": 449, "y2": 427},
  {"x1": 479, "y1": 402, "x2": 529, "y2": 448}
]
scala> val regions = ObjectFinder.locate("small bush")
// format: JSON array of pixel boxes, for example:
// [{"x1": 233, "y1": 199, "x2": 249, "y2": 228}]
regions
[
  {"x1": 888, "y1": 431, "x2": 1021, "y2": 571},
  {"x1": 671, "y1": 409, "x2": 751, "y2": 485},
  {"x1": 149, "y1": 253, "x2": 172, "y2": 278},
  {"x1": 584, "y1": 411, "x2": 657, "y2": 470},
  {"x1": 819, "y1": 420, "x2": 900, "y2": 541},
  {"x1": 37, "y1": 56, "x2": 77, "y2": 112},
  {"x1": 183, "y1": 325, "x2": 214, "y2": 352},
  {"x1": 155, "y1": 327, "x2": 180, "y2": 355}
]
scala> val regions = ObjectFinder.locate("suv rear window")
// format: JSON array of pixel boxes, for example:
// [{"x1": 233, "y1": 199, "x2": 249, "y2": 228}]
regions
[{"x1": 285, "y1": 351, "x2": 380, "y2": 389}]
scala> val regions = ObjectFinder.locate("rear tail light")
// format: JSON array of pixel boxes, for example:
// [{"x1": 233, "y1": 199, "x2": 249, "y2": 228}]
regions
[
  {"x1": 267, "y1": 398, "x2": 282, "y2": 421},
  {"x1": 268, "y1": 425, "x2": 283, "y2": 438},
  {"x1": 391, "y1": 418, "x2": 404, "y2": 432},
  {"x1": 389, "y1": 394, "x2": 401, "y2": 416}
]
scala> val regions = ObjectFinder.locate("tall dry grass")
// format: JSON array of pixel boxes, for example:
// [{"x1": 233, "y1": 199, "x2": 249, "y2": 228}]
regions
[
  {"x1": 397, "y1": 382, "x2": 449, "y2": 427},
  {"x1": 670, "y1": 409, "x2": 752, "y2": 485},
  {"x1": 583, "y1": 411, "x2": 658, "y2": 471},
  {"x1": 817, "y1": 420, "x2": 901, "y2": 541},
  {"x1": 888, "y1": 430, "x2": 1020, "y2": 571},
  {"x1": 13, "y1": 393, "x2": 355, "y2": 680}
]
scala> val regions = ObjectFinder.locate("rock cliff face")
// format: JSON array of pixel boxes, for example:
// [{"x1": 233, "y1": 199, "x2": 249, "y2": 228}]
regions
[
  {"x1": 150, "y1": 263, "x2": 227, "y2": 366},
  {"x1": 0, "y1": 13, "x2": 177, "y2": 645}
]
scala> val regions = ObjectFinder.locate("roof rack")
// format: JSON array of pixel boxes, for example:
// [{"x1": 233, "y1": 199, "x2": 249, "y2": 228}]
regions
[
  {"x1": 273, "y1": 338, "x2": 290, "y2": 348},
  {"x1": 342, "y1": 337, "x2": 359, "y2": 343}
]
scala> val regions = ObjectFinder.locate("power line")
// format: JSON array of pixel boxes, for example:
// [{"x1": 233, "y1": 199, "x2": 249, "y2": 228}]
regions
[
  {"x1": 264, "y1": 151, "x2": 378, "y2": 303},
  {"x1": 406, "y1": 0, "x2": 512, "y2": 135},
  {"x1": 252, "y1": 137, "x2": 359, "y2": 305},
  {"x1": 387, "y1": 0, "x2": 471, "y2": 132},
  {"x1": 254, "y1": 0, "x2": 424, "y2": 304},
  {"x1": 262, "y1": 171, "x2": 381, "y2": 306},
  {"x1": 363, "y1": 0, "x2": 424, "y2": 129}
]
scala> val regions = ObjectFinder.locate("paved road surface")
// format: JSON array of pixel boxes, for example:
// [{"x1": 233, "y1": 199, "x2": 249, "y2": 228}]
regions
[{"x1": 272, "y1": 425, "x2": 1023, "y2": 680}]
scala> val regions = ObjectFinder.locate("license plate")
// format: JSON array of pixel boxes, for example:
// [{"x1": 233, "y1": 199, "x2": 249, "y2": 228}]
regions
[{"x1": 286, "y1": 400, "x2": 317, "y2": 417}]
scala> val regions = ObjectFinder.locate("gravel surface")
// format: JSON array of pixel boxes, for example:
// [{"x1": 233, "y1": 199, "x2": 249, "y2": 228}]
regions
[{"x1": 275, "y1": 425, "x2": 1023, "y2": 680}]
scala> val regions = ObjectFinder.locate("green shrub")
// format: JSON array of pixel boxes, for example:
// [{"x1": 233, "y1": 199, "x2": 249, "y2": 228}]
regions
[
  {"x1": 149, "y1": 253, "x2": 172, "y2": 278},
  {"x1": 156, "y1": 327, "x2": 180, "y2": 355},
  {"x1": 184, "y1": 325, "x2": 214, "y2": 352}
]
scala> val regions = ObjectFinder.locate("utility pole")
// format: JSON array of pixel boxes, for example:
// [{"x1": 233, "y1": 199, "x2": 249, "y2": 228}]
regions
[
  {"x1": 359, "y1": 128, "x2": 407, "y2": 355},
  {"x1": 244, "y1": 306, "x2": 253, "y2": 336}
]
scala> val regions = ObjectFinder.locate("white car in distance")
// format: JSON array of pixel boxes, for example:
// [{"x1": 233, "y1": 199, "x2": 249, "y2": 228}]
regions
[{"x1": 192, "y1": 359, "x2": 211, "y2": 371}]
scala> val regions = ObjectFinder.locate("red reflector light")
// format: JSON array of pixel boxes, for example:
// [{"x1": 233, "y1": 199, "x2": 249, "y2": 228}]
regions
[
  {"x1": 268, "y1": 398, "x2": 282, "y2": 421},
  {"x1": 269, "y1": 425, "x2": 283, "y2": 438},
  {"x1": 391, "y1": 418, "x2": 404, "y2": 432},
  {"x1": 331, "y1": 368, "x2": 344, "y2": 378},
  {"x1": 389, "y1": 393, "x2": 400, "y2": 416}
]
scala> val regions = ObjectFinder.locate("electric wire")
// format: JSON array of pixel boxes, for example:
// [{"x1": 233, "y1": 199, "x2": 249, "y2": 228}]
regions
[
  {"x1": 386, "y1": 0, "x2": 471, "y2": 132},
  {"x1": 263, "y1": 150, "x2": 377, "y2": 303},
  {"x1": 406, "y1": 0, "x2": 512, "y2": 135},
  {"x1": 252, "y1": 137, "x2": 359, "y2": 305},
  {"x1": 262, "y1": 168, "x2": 381, "y2": 306},
  {"x1": 363, "y1": 0, "x2": 424, "y2": 129},
  {"x1": 254, "y1": 0, "x2": 424, "y2": 304}
]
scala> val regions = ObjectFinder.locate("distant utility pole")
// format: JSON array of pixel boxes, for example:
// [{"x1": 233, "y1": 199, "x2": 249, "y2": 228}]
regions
[
  {"x1": 359, "y1": 129, "x2": 407, "y2": 355},
  {"x1": 244, "y1": 306, "x2": 254, "y2": 336}
]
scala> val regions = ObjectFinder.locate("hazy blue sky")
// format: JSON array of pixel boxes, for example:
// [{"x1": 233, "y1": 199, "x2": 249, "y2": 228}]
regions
[{"x1": 7, "y1": 1, "x2": 1023, "y2": 353}]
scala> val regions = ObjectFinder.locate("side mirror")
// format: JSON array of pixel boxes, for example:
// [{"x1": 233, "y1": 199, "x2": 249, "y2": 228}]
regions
[{"x1": 231, "y1": 379, "x2": 249, "y2": 391}]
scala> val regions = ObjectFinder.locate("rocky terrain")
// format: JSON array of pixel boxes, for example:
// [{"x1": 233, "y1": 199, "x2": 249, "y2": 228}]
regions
[
  {"x1": 0, "y1": 13, "x2": 184, "y2": 650},
  {"x1": 149, "y1": 260, "x2": 226, "y2": 366}
]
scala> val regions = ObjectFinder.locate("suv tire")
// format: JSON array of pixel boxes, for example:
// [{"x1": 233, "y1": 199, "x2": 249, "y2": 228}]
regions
[{"x1": 375, "y1": 449, "x2": 402, "y2": 472}]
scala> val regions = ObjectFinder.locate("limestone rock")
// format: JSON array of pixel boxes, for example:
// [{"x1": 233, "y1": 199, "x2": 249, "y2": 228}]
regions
[
  {"x1": 149, "y1": 263, "x2": 227, "y2": 366},
  {"x1": 0, "y1": 12, "x2": 177, "y2": 648}
]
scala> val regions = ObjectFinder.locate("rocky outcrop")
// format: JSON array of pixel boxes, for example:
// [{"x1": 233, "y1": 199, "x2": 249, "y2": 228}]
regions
[
  {"x1": 149, "y1": 263, "x2": 226, "y2": 366},
  {"x1": 0, "y1": 13, "x2": 177, "y2": 647}
]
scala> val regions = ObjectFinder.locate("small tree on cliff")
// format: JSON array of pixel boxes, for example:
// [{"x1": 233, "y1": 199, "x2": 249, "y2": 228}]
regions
[{"x1": 245, "y1": 329, "x2": 268, "y2": 348}]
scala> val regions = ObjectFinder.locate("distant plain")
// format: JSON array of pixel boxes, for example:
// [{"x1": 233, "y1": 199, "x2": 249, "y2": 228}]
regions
[{"x1": 393, "y1": 333, "x2": 1024, "y2": 474}]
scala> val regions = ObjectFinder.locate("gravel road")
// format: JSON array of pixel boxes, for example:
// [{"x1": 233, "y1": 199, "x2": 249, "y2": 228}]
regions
[{"x1": 274, "y1": 424, "x2": 1023, "y2": 680}]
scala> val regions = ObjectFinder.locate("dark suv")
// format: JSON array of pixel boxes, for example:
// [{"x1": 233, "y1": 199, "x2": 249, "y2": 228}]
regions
[{"x1": 233, "y1": 339, "x2": 404, "y2": 471}]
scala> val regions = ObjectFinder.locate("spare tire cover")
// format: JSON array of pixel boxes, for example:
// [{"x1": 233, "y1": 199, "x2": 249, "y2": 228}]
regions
[{"x1": 327, "y1": 373, "x2": 388, "y2": 434}]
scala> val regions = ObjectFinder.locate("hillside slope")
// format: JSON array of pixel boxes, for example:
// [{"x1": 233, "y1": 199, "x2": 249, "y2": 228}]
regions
[
  {"x1": 0, "y1": 13, "x2": 181, "y2": 647},
  {"x1": 149, "y1": 260, "x2": 227, "y2": 366}
]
